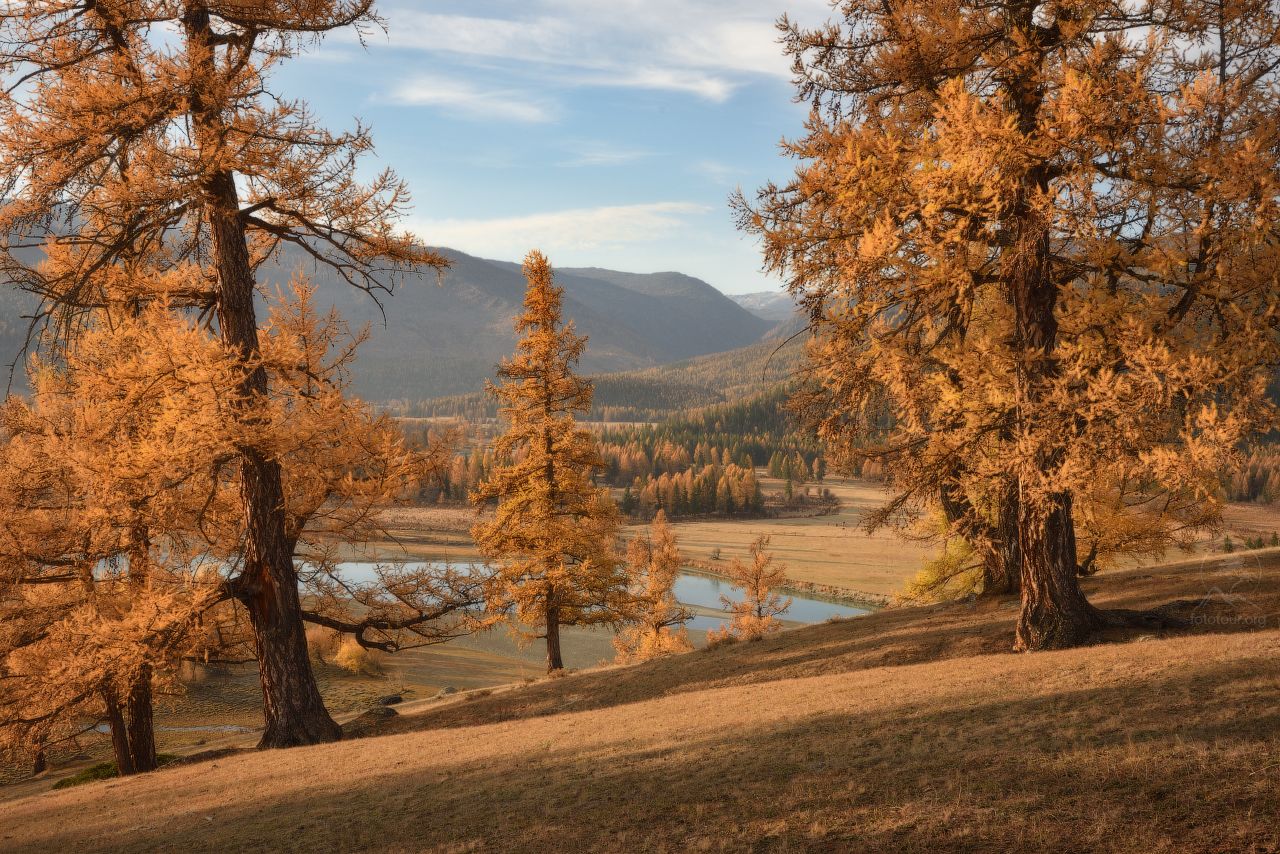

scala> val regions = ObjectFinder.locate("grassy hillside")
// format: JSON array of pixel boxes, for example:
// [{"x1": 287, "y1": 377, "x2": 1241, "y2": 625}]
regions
[{"x1": 3, "y1": 553, "x2": 1278, "y2": 853}]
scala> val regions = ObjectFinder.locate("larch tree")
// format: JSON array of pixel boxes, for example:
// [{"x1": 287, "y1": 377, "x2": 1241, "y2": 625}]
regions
[
  {"x1": 613, "y1": 510, "x2": 693, "y2": 664},
  {"x1": 0, "y1": 281, "x2": 486, "y2": 774},
  {"x1": 472, "y1": 251, "x2": 630, "y2": 673},
  {"x1": 259, "y1": 284, "x2": 490, "y2": 655},
  {"x1": 742, "y1": 0, "x2": 1280, "y2": 649},
  {"x1": 708, "y1": 535, "x2": 791, "y2": 643},
  {"x1": 0, "y1": 0, "x2": 445, "y2": 745},
  {"x1": 0, "y1": 303, "x2": 239, "y2": 774}
]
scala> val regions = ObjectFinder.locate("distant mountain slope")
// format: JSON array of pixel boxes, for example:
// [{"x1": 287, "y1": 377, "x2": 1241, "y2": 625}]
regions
[
  {"x1": 730, "y1": 290, "x2": 797, "y2": 324},
  {"x1": 285, "y1": 248, "x2": 772, "y2": 402},
  {"x1": 410, "y1": 334, "x2": 806, "y2": 422},
  {"x1": 0, "y1": 245, "x2": 775, "y2": 402}
]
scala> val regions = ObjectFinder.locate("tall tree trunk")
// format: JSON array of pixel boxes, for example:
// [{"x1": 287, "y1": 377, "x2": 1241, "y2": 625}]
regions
[
  {"x1": 125, "y1": 527, "x2": 157, "y2": 772},
  {"x1": 126, "y1": 665, "x2": 157, "y2": 772},
  {"x1": 545, "y1": 602, "x2": 564, "y2": 672},
  {"x1": 1003, "y1": 8, "x2": 1094, "y2": 649},
  {"x1": 184, "y1": 7, "x2": 339, "y2": 748},
  {"x1": 103, "y1": 690, "x2": 136, "y2": 776},
  {"x1": 983, "y1": 483, "x2": 1021, "y2": 597},
  {"x1": 1014, "y1": 491, "x2": 1100, "y2": 650}
]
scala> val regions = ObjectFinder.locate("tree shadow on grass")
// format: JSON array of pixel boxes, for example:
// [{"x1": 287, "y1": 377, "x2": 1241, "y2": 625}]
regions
[
  {"x1": 380, "y1": 556, "x2": 1280, "y2": 738},
  {"x1": 13, "y1": 655, "x2": 1280, "y2": 854}
]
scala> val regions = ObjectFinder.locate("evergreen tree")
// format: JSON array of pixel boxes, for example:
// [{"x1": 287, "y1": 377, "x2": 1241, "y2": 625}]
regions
[{"x1": 472, "y1": 252, "x2": 630, "y2": 672}]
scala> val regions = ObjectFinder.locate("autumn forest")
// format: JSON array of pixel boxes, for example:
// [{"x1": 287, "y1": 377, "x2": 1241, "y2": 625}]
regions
[{"x1": 0, "y1": 1, "x2": 1278, "y2": 852}]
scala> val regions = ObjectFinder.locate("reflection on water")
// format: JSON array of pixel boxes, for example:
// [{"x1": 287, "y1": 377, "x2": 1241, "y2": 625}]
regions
[
  {"x1": 674, "y1": 573, "x2": 867, "y2": 630},
  {"x1": 333, "y1": 561, "x2": 868, "y2": 631}
]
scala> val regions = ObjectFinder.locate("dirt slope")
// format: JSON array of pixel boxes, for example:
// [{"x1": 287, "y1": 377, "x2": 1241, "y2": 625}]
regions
[{"x1": 2, "y1": 553, "x2": 1278, "y2": 853}]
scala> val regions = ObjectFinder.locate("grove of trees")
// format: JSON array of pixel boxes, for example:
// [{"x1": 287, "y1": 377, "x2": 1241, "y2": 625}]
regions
[
  {"x1": 0, "y1": 0, "x2": 484, "y2": 766},
  {"x1": 742, "y1": 0, "x2": 1280, "y2": 649}
]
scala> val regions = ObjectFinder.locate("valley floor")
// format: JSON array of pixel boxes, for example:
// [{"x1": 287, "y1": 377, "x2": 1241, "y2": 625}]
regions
[{"x1": 2, "y1": 550, "x2": 1278, "y2": 852}]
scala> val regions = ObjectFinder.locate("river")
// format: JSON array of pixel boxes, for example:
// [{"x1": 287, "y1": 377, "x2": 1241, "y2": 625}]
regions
[{"x1": 332, "y1": 561, "x2": 869, "y2": 631}]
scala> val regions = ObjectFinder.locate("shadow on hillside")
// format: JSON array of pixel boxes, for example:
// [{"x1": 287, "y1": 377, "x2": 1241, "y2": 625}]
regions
[
  {"x1": 374, "y1": 557, "x2": 1280, "y2": 738},
  {"x1": 21, "y1": 654, "x2": 1279, "y2": 853}
]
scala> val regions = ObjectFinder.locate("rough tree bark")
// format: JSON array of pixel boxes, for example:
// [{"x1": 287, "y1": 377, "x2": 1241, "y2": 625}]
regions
[
  {"x1": 986, "y1": 484, "x2": 1022, "y2": 596},
  {"x1": 125, "y1": 665, "x2": 156, "y2": 773},
  {"x1": 102, "y1": 690, "x2": 137, "y2": 776},
  {"x1": 125, "y1": 527, "x2": 157, "y2": 772},
  {"x1": 184, "y1": 6, "x2": 340, "y2": 748},
  {"x1": 1004, "y1": 1, "x2": 1100, "y2": 651},
  {"x1": 1014, "y1": 491, "x2": 1100, "y2": 650},
  {"x1": 545, "y1": 600, "x2": 564, "y2": 673}
]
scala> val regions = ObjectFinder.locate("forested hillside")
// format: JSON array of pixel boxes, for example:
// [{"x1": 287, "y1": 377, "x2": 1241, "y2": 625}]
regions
[
  {"x1": 284, "y1": 247, "x2": 772, "y2": 401},
  {"x1": 401, "y1": 334, "x2": 806, "y2": 422},
  {"x1": 423, "y1": 386, "x2": 835, "y2": 521}
]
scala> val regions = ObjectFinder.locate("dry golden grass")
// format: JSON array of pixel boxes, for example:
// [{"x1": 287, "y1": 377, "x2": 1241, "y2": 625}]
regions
[
  {"x1": 1, "y1": 552, "x2": 1278, "y2": 853},
  {"x1": 665, "y1": 477, "x2": 938, "y2": 596},
  {"x1": 356, "y1": 478, "x2": 1280, "y2": 599}
]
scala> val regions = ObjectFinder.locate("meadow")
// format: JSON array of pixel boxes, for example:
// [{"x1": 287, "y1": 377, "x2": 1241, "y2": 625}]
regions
[
  {"x1": 7, "y1": 474, "x2": 1278, "y2": 800},
  {"x1": 3, "y1": 550, "x2": 1277, "y2": 852}
]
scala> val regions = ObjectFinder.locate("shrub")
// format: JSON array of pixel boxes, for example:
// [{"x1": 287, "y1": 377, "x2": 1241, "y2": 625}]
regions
[
  {"x1": 703, "y1": 626, "x2": 740, "y2": 650},
  {"x1": 332, "y1": 638, "x2": 385, "y2": 676},
  {"x1": 305, "y1": 626, "x2": 341, "y2": 663}
]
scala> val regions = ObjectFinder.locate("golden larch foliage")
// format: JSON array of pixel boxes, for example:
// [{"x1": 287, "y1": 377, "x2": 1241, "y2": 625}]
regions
[
  {"x1": 472, "y1": 251, "x2": 630, "y2": 672},
  {"x1": 740, "y1": 0, "x2": 1280, "y2": 650},
  {"x1": 613, "y1": 510, "x2": 693, "y2": 664},
  {"x1": 0, "y1": 0, "x2": 448, "y2": 747},
  {"x1": 708, "y1": 535, "x2": 791, "y2": 643}
]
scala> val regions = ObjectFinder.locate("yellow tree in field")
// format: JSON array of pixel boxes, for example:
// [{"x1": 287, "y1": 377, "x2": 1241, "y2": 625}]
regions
[
  {"x1": 472, "y1": 251, "x2": 629, "y2": 672},
  {"x1": 743, "y1": 0, "x2": 1280, "y2": 650},
  {"x1": 708, "y1": 535, "x2": 791, "y2": 643},
  {"x1": 614, "y1": 510, "x2": 693, "y2": 663}
]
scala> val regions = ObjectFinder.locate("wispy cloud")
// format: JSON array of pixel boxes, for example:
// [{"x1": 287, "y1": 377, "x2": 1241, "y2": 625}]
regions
[
  {"x1": 369, "y1": 1, "x2": 830, "y2": 103},
  {"x1": 386, "y1": 75, "x2": 555, "y2": 123},
  {"x1": 558, "y1": 141, "x2": 653, "y2": 168},
  {"x1": 694, "y1": 159, "x2": 740, "y2": 185},
  {"x1": 411, "y1": 202, "x2": 712, "y2": 258}
]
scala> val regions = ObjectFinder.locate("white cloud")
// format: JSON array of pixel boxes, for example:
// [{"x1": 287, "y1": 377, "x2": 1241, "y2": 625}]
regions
[
  {"x1": 694, "y1": 159, "x2": 740, "y2": 185},
  {"x1": 410, "y1": 202, "x2": 712, "y2": 258},
  {"x1": 369, "y1": 1, "x2": 831, "y2": 102},
  {"x1": 386, "y1": 75, "x2": 555, "y2": 123}
]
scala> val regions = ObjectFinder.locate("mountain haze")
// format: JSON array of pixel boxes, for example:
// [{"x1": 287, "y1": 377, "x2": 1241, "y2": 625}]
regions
[
  {"x1": 730, "y1": 290, "x2": 797, "y2": 324},
  {"x1": 0, "y1": 245, "x2": 775, "y2": 402},
  {"x1": 294, "y1": 248, "x2": 773, "y2": 401}
]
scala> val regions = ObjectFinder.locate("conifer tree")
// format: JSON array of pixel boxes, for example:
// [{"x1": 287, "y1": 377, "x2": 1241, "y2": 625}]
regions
[
  {"x1": 613, "y1": 510, "x2": 693, "y2": 663},
  {"x1": 472, "y1": 251, "x2": 630, "y2": 672},
  {"x1": 0, "y1": 303, "x2": 240, "y2": 773},
  {"x1": 708, "y1": 535, "x2": 791, "y2": 643},
  {"x1": 742, "y1": 0, "x2": 1280, "y2": 649},
  {"x1": 0, "y1": 0, "x2": 442, "y2": 745},
  {"x1": 0, "y1": 284, "x2": 483, "y2": 772}
]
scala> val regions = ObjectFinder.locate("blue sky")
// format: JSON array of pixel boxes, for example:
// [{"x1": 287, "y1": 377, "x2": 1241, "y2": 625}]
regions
[{"x1": 274, "y1": 0, "x2": 832, "y2": 295}]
